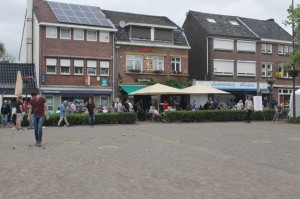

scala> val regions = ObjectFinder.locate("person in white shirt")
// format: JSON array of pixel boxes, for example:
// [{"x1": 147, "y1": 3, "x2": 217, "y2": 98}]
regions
[
  {"x1": 245, "y1": 96, "x2": 253, "y2": 123},
  {"x1": 236, "y1": 99, "x2": 244, "y2": 110}
]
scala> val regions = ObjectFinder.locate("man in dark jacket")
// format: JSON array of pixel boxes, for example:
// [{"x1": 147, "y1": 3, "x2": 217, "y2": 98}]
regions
[
  {"x1": 86, "y1": 98, "x2": 96, "y2": 127},
  {"x1": 1, "y1": 100, "x2": 10, "y2": 127}
]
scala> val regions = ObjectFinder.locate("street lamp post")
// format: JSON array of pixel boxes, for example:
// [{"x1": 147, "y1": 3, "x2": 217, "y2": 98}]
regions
[{"x1": 268, "y1": 81, "x2": 274, "y2": 109}]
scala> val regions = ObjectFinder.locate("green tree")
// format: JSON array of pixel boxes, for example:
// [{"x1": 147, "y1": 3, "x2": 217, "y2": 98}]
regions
[
  {"x1": 0, "y1": 42, "x2": 15, "y2": 63},
  {"x1": 284, "y1": 5, "x2": 300, "y2": 70}
]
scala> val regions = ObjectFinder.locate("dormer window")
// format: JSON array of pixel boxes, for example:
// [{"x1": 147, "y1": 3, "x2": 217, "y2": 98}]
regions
[
  {"x1": 154, "y1": 29, "x2": 173, "y2": 42},
  {"x1": 229, "y1": 21, "x2": 239, "y2": 26},
  {"x1": 207, "y1": 18, "x2": 217, "y2": 23},
  {"x1": 131, "y1": 27, "x2": 151, "y2": 40}
]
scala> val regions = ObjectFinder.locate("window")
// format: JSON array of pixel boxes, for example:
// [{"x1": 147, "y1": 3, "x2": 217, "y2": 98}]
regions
[
  {"x1": 213, "y1": 38, "x2": 234, "y2": 51},
  {"x1": 277, "y1": 64, "x2": 291, "y2": 78},
  {"x1": 99, "y1": 31, "x2": 109, "y2": 42},
  {"x1": 74, "y1": 60, "x2": 84, "y2": 75},
  {"x1": 278, "y1": 45, "x2": 293, "y2": 55},
  {"x1": 236, "y1": 61, "x2": 256, "y2": 76},
  {"x1": 152, "y1": 56, "x2": 164, "y2": 71},
  {"x1": 60, "y1": 59, "x2": 70, "y2": 74},
  {"x1": 45, "y1": 96, "x2": 54, "y2": 112},
  {"x1": 87, "y1": 60, "x2": 97, "y2": 75},
  {"x1": 74, "y1": 29, "x2": 84, "y2": 40},
  {"x1": 213, "y1": 59, "x2": 234, "y2": 76},
  {"x1": 261, "y1": 43, "x2": 272, "y2": 54},
  {"x1": 229, "y1": 21, "x2": 239, "y2": 26},
  {"x1": 171, "y1": 58, "x2": 181, "y2": 73},
  {"x1": 100, "y1": 61, "x2": 109, "y2": 76},
  {"x1": 262, "y1": 63, "x2": 272, "y2": 77},
  {"x1": 207, "y1": 18, "x2": 217, "y2": 23},
  {"x1": 100, "y1": 96, "x2": 109, "y2": 107},
  {"x1": 154, "y1": 29, "x2": 173, "y2": 41},
  {"x1": 46, "y1": 26, "x2": 57, "y2": 38},
  {"x1": 60, "y1": 28, "x2": 71, "y2": 39},
  {"x1": 237, "y1": 41, "x2": 256, "y2": 52},
  {"x1": 131, "y1": 27, "x2": 151, "y2": 40},
  {"x1": 126, "y1": 55, "x2": 143, "y2": 71},
  {"x1": 87, "y1": 30, "x2": 97, "y2": 41},
  {"x1": 46, "y1": 58, "x2": 57, "y2": 74}
]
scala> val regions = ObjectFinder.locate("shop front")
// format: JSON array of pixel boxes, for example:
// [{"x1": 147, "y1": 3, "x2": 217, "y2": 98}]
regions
[
  {"x1": 195, "y1": 81, "x2": 269, "y2": 107},
  {"x1": 41, "y1": 88, "x2": 112, "y2": 113}
]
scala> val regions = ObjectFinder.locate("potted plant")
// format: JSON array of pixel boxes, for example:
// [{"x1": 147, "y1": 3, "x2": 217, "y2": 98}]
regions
[
  {"x1": 153, "y1": 70, "x2": 164, "y2": 74},
  {"x1": 128, "y1": 69, "x2": 141, "y2": 73}
]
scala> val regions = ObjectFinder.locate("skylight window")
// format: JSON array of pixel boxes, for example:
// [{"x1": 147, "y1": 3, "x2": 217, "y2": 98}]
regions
[
  {"x1": 207, "y1": 18, "x2": 217, "y2": 23},
  {"x1": 229, "y1": 21, "x2": 239, "y2": 26}
]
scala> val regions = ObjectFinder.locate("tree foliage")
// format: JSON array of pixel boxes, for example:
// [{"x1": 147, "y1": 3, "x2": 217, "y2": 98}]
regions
[
  {"x1": 0, "y1": 42, "x2": 15, "y2": 63},
  {"x1": 284, "y1": 5, "x2": 300, "y2": 69}
]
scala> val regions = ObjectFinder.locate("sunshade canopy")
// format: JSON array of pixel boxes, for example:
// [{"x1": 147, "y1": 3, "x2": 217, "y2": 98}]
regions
[
  {"x1": 182, "y1": 84, "x2": 230, "y2": 94},
  {"x1": 129, "y1": 83, "x2": 186, "y2": 95}
]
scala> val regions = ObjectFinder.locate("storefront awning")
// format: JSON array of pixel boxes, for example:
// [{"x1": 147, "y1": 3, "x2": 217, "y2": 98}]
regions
[
  {"x1": 120, "y1": 85, "x2": 148, "y2": 94},
  {"x1": 41, "y1": 90, "x2": 112, "y2": 95}
]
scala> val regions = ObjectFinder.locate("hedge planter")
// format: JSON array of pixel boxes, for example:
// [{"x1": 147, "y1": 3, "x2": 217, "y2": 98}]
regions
[
  {"x1": 164, "y1": 110, "x2": 274, "y2": 123},
  {"x1": 288, "y1": 69, "x2": 299, "y2": 78},
  {"x1": 21, "y1": 112, "x2": 137, "y2": 126}
]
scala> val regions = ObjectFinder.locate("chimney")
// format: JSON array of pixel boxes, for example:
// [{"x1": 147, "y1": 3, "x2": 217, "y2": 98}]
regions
[{"x1": 26, "y1": 0, "x2": 33, "y2": 63}]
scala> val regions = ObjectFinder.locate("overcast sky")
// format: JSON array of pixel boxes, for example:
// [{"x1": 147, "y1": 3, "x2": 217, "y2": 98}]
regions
[{"x1": 0, "y1": 0, "x2": 298, "y2": 60}]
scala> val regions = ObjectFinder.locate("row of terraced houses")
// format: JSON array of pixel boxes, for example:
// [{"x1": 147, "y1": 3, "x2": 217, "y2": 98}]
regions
[{"x1": 0, "y1": 0, "x2": 298, "y2": 111}]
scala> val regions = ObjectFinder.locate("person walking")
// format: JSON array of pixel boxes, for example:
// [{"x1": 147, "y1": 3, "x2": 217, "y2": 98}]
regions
[
  {"x1": 86, "y1": 98, "x2": 96, "y2": 127},
  {"x1": 57, "y1": 101, "x2": 70, "y2": 127},
  {"x1": 27, "y1": 92, "x2": 49, "y2": 147},
  {"x1": 1, "y1": 100, "x2": 10, "y2": 127},
  {"x1": 245, "y1": 96, "x2": 253, "y2": 123},
  {"x1": 16, "y1": 95, "x2": 24, "y2": 130}
]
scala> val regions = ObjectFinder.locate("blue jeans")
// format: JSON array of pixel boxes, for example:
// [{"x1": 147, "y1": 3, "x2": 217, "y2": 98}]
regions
[
  {"x1": 1, "y1": 114, "x2": 8, "y2": 126},
  {"x1": 29, "y1": 114, "x2": 34, "y2": 128},
  {"x1": 34, "y1": 116, "x2": 45, "y2": 143},
  {"x1": 88, "y1": 114, "x2": 95, "y2": 126}
]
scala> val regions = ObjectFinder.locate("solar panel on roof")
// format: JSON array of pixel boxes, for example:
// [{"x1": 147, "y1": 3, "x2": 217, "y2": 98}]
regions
[{"x1": 47, "y1": 1, "x2": 113, "y2": 28}]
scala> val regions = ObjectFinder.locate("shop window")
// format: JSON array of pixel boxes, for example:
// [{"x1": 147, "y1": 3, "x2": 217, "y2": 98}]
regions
[
  {"x1": 74, "y1": 60, "x2": 84, "y2": 75},
  {"x1": 100, "y1": 61, "x2": 109, "y2": 76},
  {"x1": 171, "y1": 58, "x2": 181, "y2": 73},
  {"x1": 46, "y1": 58, "x2": 57, "y2": 74},
  {"x1": 45, "y1": 95, "x2": 54, "y2": 112},
  {"x1": 262, "y1": 63, "x2": 272, "y2": 77},
  {"x1": 87, "y1": 60, "x2": 97, "y2": 75},
  {"x1": 100, "y1": 96, "x2": 109, "y2": 107},
  {"x1": 126, "y1": 55, "x2": 143, "y2": 72},
  {"x1": 60, "y1": 59, "x2": 70, "y2": 74}
]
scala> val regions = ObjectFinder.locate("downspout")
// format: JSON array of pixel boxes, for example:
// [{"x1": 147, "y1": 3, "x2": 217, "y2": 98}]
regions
[
  {"x1": 112, "y1": 32, "x2": 116, "y2": 100},
  {"x1": 205, "y1": 38, "x2": 209, "y2": 81}
]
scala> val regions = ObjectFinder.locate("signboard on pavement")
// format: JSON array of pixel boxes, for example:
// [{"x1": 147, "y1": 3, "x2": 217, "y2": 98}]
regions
[{"x1": 253, "y1": 96, "x2": 263, "y2": 111}]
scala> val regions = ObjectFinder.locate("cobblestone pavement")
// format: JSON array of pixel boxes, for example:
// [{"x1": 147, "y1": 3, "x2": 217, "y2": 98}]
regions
[{"x1": 0, "y1": 121, "x2": 300, "y2": 199}]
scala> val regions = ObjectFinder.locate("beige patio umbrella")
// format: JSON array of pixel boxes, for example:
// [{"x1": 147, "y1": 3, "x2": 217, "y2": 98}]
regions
[
  {"x1": 14, "y1": 71, "x2": 23, "y2": 96},
  {"x1": 129, "y1": 83, "x2": 187, "y2": 109},
  {"x1": 181, "y1": 84, "x2": 230, "y2": 94}
]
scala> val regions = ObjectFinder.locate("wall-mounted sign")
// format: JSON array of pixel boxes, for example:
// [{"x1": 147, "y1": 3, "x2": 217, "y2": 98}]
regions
[
  {"x1": 144, "y1": 56, "x2": 153, "y2": 71},
  {"x1": 196, "y1": 81, "x2": 268, "y2": 91},
  {"x1": 139, "y1": 47, "x2": 152, "y2": 52},
  {"x1": 275, "y1": 72, "x2": 282, "y2": 78},
  {"x1": 101, "y1": 79, "x2": 108, "y2": 86}
]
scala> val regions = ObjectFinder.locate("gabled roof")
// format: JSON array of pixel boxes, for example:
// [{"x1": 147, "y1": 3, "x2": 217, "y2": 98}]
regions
[
  {"x1": 102, "y1": 10, "x2": 189, "y2": 48},
  {"x1": 0, "y1": 63, "x2": 38, "y2": 95},
  {"x1": 238, "y1": 17, "x2": 293, "y2": 41},
  {"x1": 33, "y1": 0, "x2": 57, "y2": 24},
  {"x1": 188, "y1": 11, "x2": 292, "y2": 42},
  {"x1": 189, "y1": 11, "x2": 258, "y2": 39}
]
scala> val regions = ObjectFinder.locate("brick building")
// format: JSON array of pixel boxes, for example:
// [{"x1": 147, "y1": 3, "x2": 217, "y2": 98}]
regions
[
  {"x1": 19, "y1": 0, "x2": 117, "y2": 110},
  {"x1": 183, "y1": 11, "x2": 299, "y2": 107},
  {"x1": 102, "y1": 10, "x2": 190, "y2": 103}
]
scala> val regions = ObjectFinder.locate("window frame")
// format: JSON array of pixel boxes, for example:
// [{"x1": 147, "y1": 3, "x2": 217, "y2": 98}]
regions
[
  {"x1": 87, "y1": 60, "x2": 97, "y2": 76},
  {"x1": 261, "y1": 43, "x2": 272, "y2": 54},
  {"x1": 171, "y1": 57, "x2": 182, "y2": 73},
  {"x1": 74, "y1": 59, "x2": 84, "y2": 75},
  {"x1": 60, "y1": 28, "x2": 71, "y2": 40},
  {"x1": 213, "y1": 59, "x2": 234, "y2": 76},
  {"x1": 261, "y1": 63, "x2": 273, "y2": 77},
  {"x1": 152, "y1": 56, "x2": 164, "y2": 71},
  {"x1": 46, "y1": 26, "x2": 57, "y2": 38},
  {"x1": 237, "y1": 61, "x2": 256, "y2": 77},
  {"x1": 60, "y1": 59, "x2": 71, "y2": 75},
  {"x1": 87, "y1": 30, "x2": 97, "y2": 41},
  {"x1": 126, "y1": 55, "x2": 143, "y2": 72},
  {"x1": 100, "y1": 61, "x2": 110, "y2": 76},
  {"x1": 99, "y1": 31, "x2": 110, "y2": 42},
  {"x1": 73, "y1": 29, "x2": 84, "y2": 41},
  {"x1": 46, "y1": 58, "x2": 57, "y2": 74}
]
